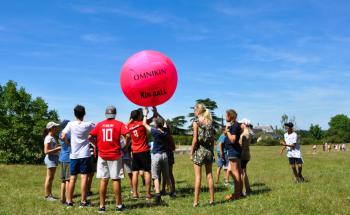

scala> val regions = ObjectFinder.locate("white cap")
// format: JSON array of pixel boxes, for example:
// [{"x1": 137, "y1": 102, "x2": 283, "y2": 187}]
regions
[
  {"x1": 238, "y1": 118, "x2": 251, "y2": 125},
  {"x1": 46, "y1": 121, "x2": 60, "y2": 129}
]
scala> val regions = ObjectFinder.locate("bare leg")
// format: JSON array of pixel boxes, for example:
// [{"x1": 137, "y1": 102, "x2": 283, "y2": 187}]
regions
[
  {"x1": 291, "y1": 165, "x2": 299, "y2": 180},
  {"x1": 67, "y1": 175, "x2": 77, "y2": 203},
  {"x1": 45, "y1": 167, "x2": 56, "y2": 197},
  {"x1": 112, "y1": 179, "x2": 122, "y2": 206},
  {"x1": 60, "y1": 181, "x2": 66, "y2": 202},
  {"x1": 242, "y1": 168, "x2": 251, "y2": 194},
  {"x1": 80, "y1": 174, "x2": 88, "y2": 203},
  {"x1": 99, "y1": 179, "x2": 109, "y2": 208},
  {"x1": 229, "y1": 159, "x2": 243, "y2": 197},
  {"x1": 132, "y1": 171, "x2": 139, "y2": 197},
  {"x1": 144, "y1": 171, "x2": 152, "y2": 197},
  {"x1": 216, "y1": 167, "x2": 222, "y2": 184},
  {"x1": 205, "y1": 163, "x2": 215, "y2": 203},
  {"x1": 193, "y1": 164, "x2": 201, "y2": 205}
]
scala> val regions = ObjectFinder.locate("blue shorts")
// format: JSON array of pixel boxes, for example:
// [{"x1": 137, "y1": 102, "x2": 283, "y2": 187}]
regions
[
  {"x1": 44, "y1": 155, "x2": 58, "y2": 169},
  {"x1": 227, "y1": 148, "x2": 241, "y2": 160},
  {"x1": 216, "y1": 154, "x2": 229, "y2": 168},
  {"x1": 70, "y1": 157, "x2": 92, "y2": 175}
]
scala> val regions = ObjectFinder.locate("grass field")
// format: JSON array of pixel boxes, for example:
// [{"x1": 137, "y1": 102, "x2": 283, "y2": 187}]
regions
[{"x1": 1, "y1": 146, "x2": 350, "y2": 215}]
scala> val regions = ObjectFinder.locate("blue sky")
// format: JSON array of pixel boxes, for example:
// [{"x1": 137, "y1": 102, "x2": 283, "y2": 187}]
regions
[{"x1": 1, "y1": 0, "x2": 350, "y2": 129}]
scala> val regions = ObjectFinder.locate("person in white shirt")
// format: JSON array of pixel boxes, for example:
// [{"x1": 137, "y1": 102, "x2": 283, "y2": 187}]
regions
[
  {"x1": 61, "y1": 105, "x2": 94, "y2": 208},
  {"x1": 280, "y1": 122, "x2": 305, "y2": 183}
]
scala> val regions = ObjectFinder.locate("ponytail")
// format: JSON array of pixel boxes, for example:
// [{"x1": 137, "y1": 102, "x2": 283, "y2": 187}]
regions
[{"x1": 42, "y1": 128, "x2": 49, "y2": 140}]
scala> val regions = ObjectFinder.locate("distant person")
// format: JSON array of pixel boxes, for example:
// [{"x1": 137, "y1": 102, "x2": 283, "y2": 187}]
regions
[
  {"x1": 89, "y1": 105, "x2": 130, "y2": 212},
  {"x1": 224, "y1": 109, "x2": 243, "y2": 201},
  {"x1": 61, "y1": 105, "x2": 94, "y2": 208},
  {"x1": 312, "y1": 145, "x2": 317, "y2": 154},
  {"x1": 58, "y1": 120, "x2": 70, "y2": 204},
  {"x1": 43, "y1": 121, "x2": 61, "y2": 201},
  {"x1": 127, "y1": 108, "x2": 156, "y2": 199},
  {"x1": 341, "y1": 144, "x2": 346, "y2": 151},
  {"x1": 238, "y1": 118, "x2": 253, "y2": 196},
  {"x1": 142, "y1": 107, "x2": 175, "y2": 205},
  {"x1": 215, "y1": 128, "x2": 229, "y2": 185},
  {"x1": 280, "y1": 122, "x2": 305, "y2": 183},
  {"x1": 190, "y1": 103, "x2": 215, "y2": 207},
  {"x1": 328, "y1": 143, "x2": 332, "y2": 152}
]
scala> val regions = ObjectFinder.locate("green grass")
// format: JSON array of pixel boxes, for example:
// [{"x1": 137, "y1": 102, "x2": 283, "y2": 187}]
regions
[{"x1": 1, "y1": 146, "x2": 350, "y2": 215}]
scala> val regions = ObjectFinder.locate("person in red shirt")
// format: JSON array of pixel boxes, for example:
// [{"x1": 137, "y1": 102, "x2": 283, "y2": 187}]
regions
[
  {"x1": 89, "y1": 106, "x2": 130, "y2": 213},
  {"x1": 127, "y1": 108, "x2": 156, "y2": 199}
]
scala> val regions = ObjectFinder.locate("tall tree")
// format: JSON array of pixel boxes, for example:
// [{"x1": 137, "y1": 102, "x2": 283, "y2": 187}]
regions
[
  {"x1": 309, "y1": 124, "x2": 323, "y2": 140},
  {"x1": 280, "y1": 114, "x2": 297, "y2": 130},
  {"x1": 188, "y1": 98, "x2": 223, "y2": 130},
  {"x1": 166, "y1": 116, "x2": 187, "y2": 135},
  {"x1": 327, "y1": 114, "x2": 350, "y2": 143},
  {"x1": 0, "y1": 80, "x2": 59, "y2": 164}
]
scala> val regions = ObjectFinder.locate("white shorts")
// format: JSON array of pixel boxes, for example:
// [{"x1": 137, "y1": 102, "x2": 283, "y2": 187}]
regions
[{"x1": 96, "y1": 156, "x2": 123, "y2": 180}]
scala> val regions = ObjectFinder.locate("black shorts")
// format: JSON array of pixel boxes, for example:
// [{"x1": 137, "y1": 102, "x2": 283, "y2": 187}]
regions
[
  {"x1": 241, "y1": 160, "x2": 249, "y2": 169},
  {"x1": 70, "y1": 157, "x2": 92, "y2": 175},
  {"x1": 132, "y1": 151, "x2": 151, "y2": 171},
  {"x1": 166, "y1": 151, "x2": 175, "y2": 165},
  {"x1": 288, "y1": 157, "x2": 304, "y2": 165}
]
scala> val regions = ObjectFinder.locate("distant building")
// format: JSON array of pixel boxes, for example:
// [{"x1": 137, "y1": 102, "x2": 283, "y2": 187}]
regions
[{"x1": 253, "y1": 123, "x2": 279, "y2": 139}]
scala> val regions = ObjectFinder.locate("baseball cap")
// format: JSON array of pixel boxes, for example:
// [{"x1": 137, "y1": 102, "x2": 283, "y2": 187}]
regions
[
  {"x1": 60, "y1": 120, "x2": 70, "y2": 129},
  {"x1": 46, "y1": 121, "x2": 60, "y2": 129},
  {"x1": 284, "y1": 122, "x2": 294, "y2": 128},
  {"x1": 105, "y1": 105, "x2": 117, "y2": 119},
  {"x1": 238, "y1": 118, "x2": 251, "y2": 125}
]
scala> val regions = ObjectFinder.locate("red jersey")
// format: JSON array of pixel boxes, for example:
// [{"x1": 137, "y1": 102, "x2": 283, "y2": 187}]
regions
[
  {"x1": 127, "y1": 121, "x2": 150, "y2": 153},
  {"x1": 90, "y1": 119, "x2": 129, "y2": 160}
]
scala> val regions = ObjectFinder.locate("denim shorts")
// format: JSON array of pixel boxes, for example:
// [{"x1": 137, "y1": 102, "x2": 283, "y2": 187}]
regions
[
  {"x1": 44, "y1": 155, "x2": 58, "y2": 169},
  {"x1": 70, "y1": 157, "x2": 92, "y2": 175},
  {"x1": 216, "y1": 154, "x2": 229, "y2": 168},
  {"x1": 227, "y1": 148, "x2": 241, "y2": 160}
]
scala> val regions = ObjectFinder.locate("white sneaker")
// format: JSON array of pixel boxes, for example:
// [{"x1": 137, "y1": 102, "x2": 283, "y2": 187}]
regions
[{"x1": 45, "y1": 195, "x2": 57, "y2": 201}]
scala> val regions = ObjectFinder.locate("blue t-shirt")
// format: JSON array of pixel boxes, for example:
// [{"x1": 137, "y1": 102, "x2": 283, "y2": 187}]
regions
[
  {"x1": 216, "y1": 134, "x2": 226, "y2": 155},
  {"x1": 59, "y1": 132, "x2": 71, "y2": 163},
  {"x1": 150, "y1": 127, "x2": 169, "y2": 154},
  {"x1": 224, "y1": 122, "x2": 242, "y2": 153}
]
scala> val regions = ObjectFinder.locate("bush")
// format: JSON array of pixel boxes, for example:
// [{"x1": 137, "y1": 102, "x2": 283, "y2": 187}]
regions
[{"x1": 255, "y1": 136, "x2": 279, "y2": 146}]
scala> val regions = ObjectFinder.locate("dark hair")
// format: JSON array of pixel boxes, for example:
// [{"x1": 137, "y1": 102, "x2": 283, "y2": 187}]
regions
[
  {"x1": 130, "y1": 109, "x2": 141, "y2": 121},
  {"x1": 155, "y1": 117, "x2": 165, "y2": 128},
  {"x1": 74, "y1": 105, "x2": 85, "y2": 120},
  {"x1": 42, "y1": 128, "x2": 49, "y2": 139}
]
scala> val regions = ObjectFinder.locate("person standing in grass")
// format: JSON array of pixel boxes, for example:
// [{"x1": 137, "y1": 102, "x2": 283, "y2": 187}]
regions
[
  {"x1": 238, "y1": 118, "x2": 253, "y2": 196},
  {"x1": 280, "y1": 122, "x2": 305, "y2": 183},
  {"x1": 161, "y1": 124, "x2": 176, "y2": 197},
  {"x1": 224, "y1": 109, "x2": 243, "y2": 201},
  {"x1": 61, "y1": 105, "x2": 94, "y2": 208},
  {"x1": 127, "y1": 108, "x2": 156, "y2": 200},
  {"x1": 142, "y1": 107, "x2": 175, "y2": 205},
  {"x1": 190, "y1": 103, "x2": 215, "y2": 207},
  {"x1": 43, "y1": 121, "x2": 61, "y2": 201},
  {"x1": 58, "y1": 120, "x2": 70, "y2": 204},
  {"x1": 89, "y1": 105, "x2": 130, "y2": 213},
  {"x1": 121, "y1": 137, "x2": 133, "y2": 194},
  {"x1": 215, "y1": 128, "x2": 229, "y2": 185}
]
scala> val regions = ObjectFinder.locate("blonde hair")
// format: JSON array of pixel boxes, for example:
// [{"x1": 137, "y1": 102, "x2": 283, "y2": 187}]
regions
[{"x1": 195, "y1": 103, "x2": 212, "y2": 124}]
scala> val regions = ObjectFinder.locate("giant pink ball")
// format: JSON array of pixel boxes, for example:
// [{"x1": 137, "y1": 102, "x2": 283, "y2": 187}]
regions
[{"x1": 120, "y1": 50, "x2": 178, "y2": 107}]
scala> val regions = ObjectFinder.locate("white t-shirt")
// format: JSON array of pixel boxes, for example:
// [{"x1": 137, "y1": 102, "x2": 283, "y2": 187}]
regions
[
  {"x1": 44, "y1": 135, "x2": 59, "y2": 156},
  {"x1": 284, "y1": 132, "x2": 301, "y2": 158},
  {"x1": 62, "y1": 121, "x2": 94, "y2": 159}
]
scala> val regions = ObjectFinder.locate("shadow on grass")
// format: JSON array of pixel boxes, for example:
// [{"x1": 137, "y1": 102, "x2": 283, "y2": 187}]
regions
[
  {"x1": 102, "y1": 198, "x2": 169, "y2": 209},
  {"x1": 175, "y1": 185, "x2": 228, "y2": 198}
]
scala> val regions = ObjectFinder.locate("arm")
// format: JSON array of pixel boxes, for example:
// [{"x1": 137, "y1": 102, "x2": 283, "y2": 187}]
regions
[
  {"x1": 279, "y1": 140, "x2": 295, "y2": 148},
  {"x1": 219, "y1": 142, "x2": 224, "y2": 158},
  {"x1": 147, "y1": 106, "x2": 158, "y2": 124},
  {"x1": 225, "y1": 124, "x2": 237, "y2": 144},
  {"x1": 44, "y1": 141, "x2": 61, "y2": 155},
  {"x1": 142, "y1": 108, "x2": 152, "y2": 132},
  {"x1": 61, "y1": 132, "x2": 70, "y2": 146},
  {"x1": 190, "y1": 122, "x2": 198, "y2": 160},
  {"x1": 280, "y1": 146, "x2": 286, "y2": 155}
]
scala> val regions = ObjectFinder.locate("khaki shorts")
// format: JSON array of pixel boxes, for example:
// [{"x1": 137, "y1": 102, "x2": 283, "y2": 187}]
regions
[
  {"x1": 96, "y1": 156, "x2": 123, "y2": 180},
  {"x1": 151, "y1": 152, "x2": 170, "y2": 181},
  {"x1": 60, "y1": 162, "x2": 70, "y2": 181}
]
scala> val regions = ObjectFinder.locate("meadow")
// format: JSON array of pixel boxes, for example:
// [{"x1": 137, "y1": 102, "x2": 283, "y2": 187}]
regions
[{"x1": 1, "y1": 146, "x2": 349, "y2": 215}]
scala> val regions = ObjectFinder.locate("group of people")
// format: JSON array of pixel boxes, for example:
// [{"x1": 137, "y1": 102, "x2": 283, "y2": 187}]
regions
[
  {"x1": 318, "y1": 142, "x2": 347, "y2": 152},
  {"x1": 42, "y1": 102, "x2": 304, "y2": 212}
]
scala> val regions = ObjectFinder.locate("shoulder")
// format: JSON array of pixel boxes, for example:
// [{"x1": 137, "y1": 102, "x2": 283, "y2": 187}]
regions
[{"x1": 44, "y1": 135, "x2": 53, "y2": 143}]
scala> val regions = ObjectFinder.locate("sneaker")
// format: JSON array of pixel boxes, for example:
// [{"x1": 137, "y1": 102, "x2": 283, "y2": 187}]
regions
[
  {"x1": 79, "y1": 201, "x2": 91, "y2": 208},
  {"x1": 66, "y1": 202, "x2": 74, "y2": 208},
  {"x1": 45, "y1": 195, "x2": 57, "y2": 201},
  {"x1": 87, "y1": 191, "x2": 93, "y2": 197},
  {"x1": 154, "y1": 194, "x2": 162, "y2": 205},
  {"x1": 193, "y1": 202, "x2": 199, "y2": 207},
  {"x1": 169, "y1": 192, "x2": 177, "y2": 199},
  {"x1": 299, "y1": 176, "x2": 305, "y2": 182},
  {"x1": 116, "y1": 204, "x2": 126, "y2": 212},
  {"x1": 98, "y1": 207, "x2": 106, "y2": 213}
]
